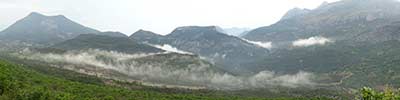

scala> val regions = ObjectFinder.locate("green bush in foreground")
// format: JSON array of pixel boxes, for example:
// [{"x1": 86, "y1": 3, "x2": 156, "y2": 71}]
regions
[{"x1": 358, "y1": 87, "x2": 400, "y2": 100}]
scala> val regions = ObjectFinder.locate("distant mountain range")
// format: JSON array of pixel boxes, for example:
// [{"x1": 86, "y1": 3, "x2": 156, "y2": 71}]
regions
[{"x1": 0, "y1": 12, "x2": 125, "y2": 45}]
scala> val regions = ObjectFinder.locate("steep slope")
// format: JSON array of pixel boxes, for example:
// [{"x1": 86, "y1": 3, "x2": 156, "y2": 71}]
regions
[
  {"x1": 50, "y1": 34, "x2": 164, "y2": 54},
  {"x1": 242, "y1": 40, "x2": 400, "y2": 88},
  {"x1": 355, "y1": 21, "x2": 400, "y2": 42},
  {"x1": 243, "y1": 41, "x2": 362, "y2": 73},
  {"x1": 130, "y1": 26, "x2": 270, "y2": 73},
  {"x1": 280, "y1": 8, "x2": 311, "y2": 21},
  {"x1": 243, "y1": 0, "x2": 400, "y2": 44},
  {"x1": 0, "y1": 12, "x2": 122, "y2": 45},
  {"x1": 239, "y1": 0, "x2": 400, "y2": 89}
]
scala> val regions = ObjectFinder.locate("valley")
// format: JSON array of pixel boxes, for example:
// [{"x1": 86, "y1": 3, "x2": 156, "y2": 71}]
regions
[{"x1": 2, "y1": 0, "x2": 400, "y2": 99}]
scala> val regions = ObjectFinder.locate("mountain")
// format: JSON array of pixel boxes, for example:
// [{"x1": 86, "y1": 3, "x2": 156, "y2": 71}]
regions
[
  {"x1": 355, "y1": 21, "x2": 400, "y2": 42},
  {"x1": 0, "y1": 12, "x2": 123, "y2": 45},
  {"x1": 280, "y1": 8, "x2": 311, "y2": 21},
  {"x1": 238, "y1": 0, "x2": 400, "y2": 89},
  {"x1": 243, "y1": 41, "x2": 362, "y2": 73},
  {"x1": 243, "y1": 0, "x2": 400, "y2": 44},
  {"x1": 50, "y1": 34, "x2": 164, "y2": 54},
  {"x1": 94, "y1": 31, "x2": 128, "y2": 37},
  {"x1": 220, "y1": 27, "x2": 251, "y2": 37},
  {"x1": 129, "y1": 29, "x2": 168, "y2": 43},
  {"x1": 130, "y1": 26, "x2": 269, "y2": 73},
  {"x1": 241, "y1": 40, "x2": 400, "y2": 88}
]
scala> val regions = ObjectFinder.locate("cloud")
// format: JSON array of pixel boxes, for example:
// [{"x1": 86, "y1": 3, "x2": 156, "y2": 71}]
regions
[
  {"x1": 19, "y1": 49, "x2": 315, "y2": 90},
  {"x1": 0, "y1": 2, "x2": 17, "y2": 9},
  {"x1": 241, "y1": 38, "x2": 272, "y2": 49},
  {"x1": 292, "y1": 36, "x2": 333, "y2": 47},
  {"x1": 151, "y1": 44, "x2": 193, "y2": 54}
]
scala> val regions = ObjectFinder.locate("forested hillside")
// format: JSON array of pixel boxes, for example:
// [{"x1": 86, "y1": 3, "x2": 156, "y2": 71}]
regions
[{"x1": 0, "y1": 60, "x2": 331, "y2": 100}]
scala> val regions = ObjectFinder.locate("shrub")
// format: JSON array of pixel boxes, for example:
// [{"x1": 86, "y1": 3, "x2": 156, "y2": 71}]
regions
[{"x1": 358, "y1": 87, "x2": 400, "y2": 100}]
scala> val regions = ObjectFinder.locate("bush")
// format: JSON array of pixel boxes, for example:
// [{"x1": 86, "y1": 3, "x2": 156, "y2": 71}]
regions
[{"x1": 358, "y1": 87, "x2": 400, "y2": 100}]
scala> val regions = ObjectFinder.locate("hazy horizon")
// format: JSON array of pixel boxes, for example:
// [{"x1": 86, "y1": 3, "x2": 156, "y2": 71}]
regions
[{"x1": 0, "y1": 0, "x2": 339, "y2": 35}]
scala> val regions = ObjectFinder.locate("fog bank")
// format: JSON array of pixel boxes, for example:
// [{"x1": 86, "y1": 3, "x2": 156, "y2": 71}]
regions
[{"x1": 20, "y1": 49, "x2": 315, "y2": 90}]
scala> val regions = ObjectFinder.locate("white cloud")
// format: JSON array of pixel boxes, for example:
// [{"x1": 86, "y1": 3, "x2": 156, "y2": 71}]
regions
[
  {"x1": 293, "y1": 36, "x2": 333, "y2": 47},
  {"x1": 152, "y1": 44, "x2": 193, "y2": 55},
  {"x1": 241, "y1": 38, "x2": 272, "y2": 49}
]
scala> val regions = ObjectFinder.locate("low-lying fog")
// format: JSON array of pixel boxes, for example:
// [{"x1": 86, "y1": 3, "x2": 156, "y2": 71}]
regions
[{"x1": 18, "y1": 49, "x2": 315, "y2": 90}]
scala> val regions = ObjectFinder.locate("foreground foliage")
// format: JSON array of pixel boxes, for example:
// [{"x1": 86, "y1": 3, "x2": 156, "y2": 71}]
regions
[{"x1": 358, "y1": 87, "x2": 400, "y2": 100}]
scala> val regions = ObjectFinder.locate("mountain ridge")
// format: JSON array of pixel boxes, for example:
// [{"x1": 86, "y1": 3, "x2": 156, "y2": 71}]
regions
[
  {"x1": 50, "y1": 34, "x2": 164, "y2": 54},
  {"x1": 0, "y1": 12, "x2": 124, "y2": 46},
  {"x1": 243, "y1": 0, "x2": 400, "y2": 44},
  {"x1": 130, "y1": 26, "x2": 270, "y2": 74}
]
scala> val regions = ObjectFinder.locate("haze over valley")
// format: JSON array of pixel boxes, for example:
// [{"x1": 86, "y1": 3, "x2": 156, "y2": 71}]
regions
[{"x1": 2, "y1": 0, "x2": 400, "y2": 99}]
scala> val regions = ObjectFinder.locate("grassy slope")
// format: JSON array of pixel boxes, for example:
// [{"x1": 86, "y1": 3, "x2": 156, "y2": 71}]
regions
[{"x1": 0, "y1": 60, "x2": 331, "y2": 100}]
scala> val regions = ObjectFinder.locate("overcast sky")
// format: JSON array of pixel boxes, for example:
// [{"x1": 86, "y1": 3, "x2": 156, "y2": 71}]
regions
[{"x1": 0, "y1": 0, "x2": 340, "y2": 35}]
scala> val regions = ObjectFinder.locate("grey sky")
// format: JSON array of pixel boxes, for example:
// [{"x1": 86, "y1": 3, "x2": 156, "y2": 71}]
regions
[{"x1": 0, "y1": 0, "x2": 339, "y2": 35}]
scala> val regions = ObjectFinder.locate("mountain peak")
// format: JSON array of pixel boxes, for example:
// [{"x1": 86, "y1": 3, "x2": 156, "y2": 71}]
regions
[
  {"x1": 25, "y1": 12, "x2": 48, "y2": 20},
  {"x1": 131, "y1": 29, "x2": 160, "y2": 36},
  {"x1": 96, "y1": 31, "x2": 127, "y2": 37},
  {"x1": 53, "y1": 15, "x2": 67, "y2": 19},
  {"x1": 318, "y1": 1, "x2": 329, "y2": 7},
  {"x1": 26, "y1": 12, "x2": 69, "y2": 20},
  {"x1": 174, "y1": 26, "x2": 220, "y2": 31},
  {"x1": 0, "y1": 12, "x2": 99, "y2": 44},
  {"x1": 281, "y1": 8, "x2": 311, "y2": 20},
  {"x1": 136, "y1": 29, "x2": 154, "y2": 33},
  {"x1": 172, "y1": 26, "x2": 221, "y2": 33},
  {"x1": 168, "y1": 26, "x2": 225, "y2": 38},
  {"x1": 130, "y1": 29, "x2": 164, "y2": 41},
  {"x1": 28, "y1": 12, "x2": 45, "y2": 17}
]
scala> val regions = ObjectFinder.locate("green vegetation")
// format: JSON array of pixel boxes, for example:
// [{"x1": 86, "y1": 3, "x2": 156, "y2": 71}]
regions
[
  {"x1": 245, "y1": 40, "x2": 400, "y2": 89},
  {"x1": 358, "y1": 87, "x2": 400, "y2": 100},
  {"x1": 0, "y1": 60, "x2": 331, "y2": 100}
]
